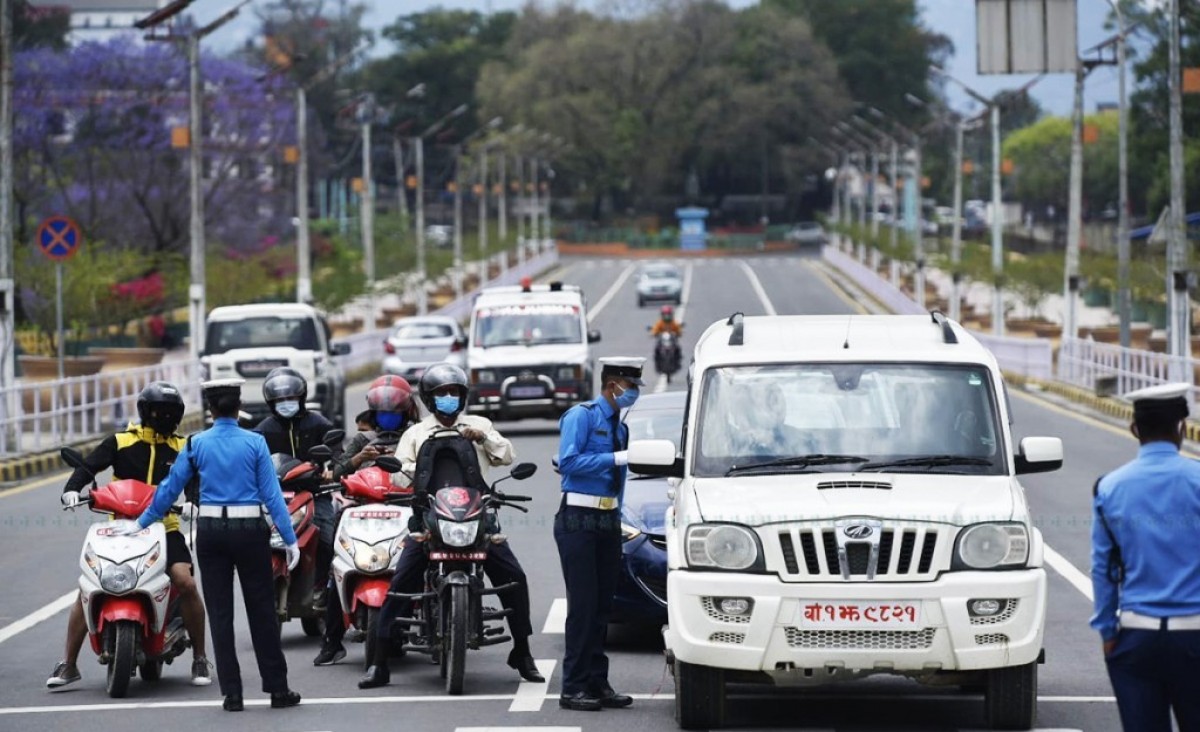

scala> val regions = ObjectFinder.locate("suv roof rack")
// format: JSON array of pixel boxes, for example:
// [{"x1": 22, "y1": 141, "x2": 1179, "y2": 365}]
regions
[
  {"x1": 481, "y1": 283, "x2": 582, "y2": 296},
  {"x1": 727, "y1": 312, "x2": 745, "y2": 346},
  {"x1": 930, "y1": 310, "x2": 958, "y2": 344}
]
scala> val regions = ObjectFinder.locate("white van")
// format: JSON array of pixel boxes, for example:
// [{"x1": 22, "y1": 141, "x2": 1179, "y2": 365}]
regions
[
  {"x1": 465, "y1": 282, "x2": 600, "y2": 420},
  {"x1": 630, "y1": 313, "x2": 1063, "y2": 731}
]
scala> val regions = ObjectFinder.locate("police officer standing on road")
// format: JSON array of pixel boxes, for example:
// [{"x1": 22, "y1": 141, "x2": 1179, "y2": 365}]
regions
[
  {"x1": 122, "y1": 379, "x2": 303, "y2": 712},
  {"x1": 554, "y1": 357, "x2": 642, "y2": 712},
  {"x1": 1092, "y1": 382, "x2": 1200, "y2": 732}
]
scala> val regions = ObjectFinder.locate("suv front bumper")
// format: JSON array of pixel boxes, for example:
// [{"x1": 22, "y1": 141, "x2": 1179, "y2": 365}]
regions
[{"x1": 666, "y1": 568, "x2": 1045, "y2": 675}]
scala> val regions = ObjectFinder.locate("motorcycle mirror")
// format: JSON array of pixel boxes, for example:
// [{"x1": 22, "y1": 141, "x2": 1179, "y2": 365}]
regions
[
  {"x1": 308, "y1": 444, "x2": 333, "y2": 462},
  {"x1": 374, "y1": 455, "x2": 404, "y2": 474},
  {"x1": 324, "y1": 428, "x2": 346, "y2": 447},
  {"x1": 60, "y1": 447, "x2": 89, "y2": 472},
  {"x1": 510, "y1": 462, "x2": 537, "y2": 481}
]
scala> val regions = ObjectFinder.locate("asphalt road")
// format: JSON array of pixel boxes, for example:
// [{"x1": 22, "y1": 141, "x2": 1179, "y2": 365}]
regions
[{"x1": 0, "y1": 253, "x2": 1136, "y2": 732}]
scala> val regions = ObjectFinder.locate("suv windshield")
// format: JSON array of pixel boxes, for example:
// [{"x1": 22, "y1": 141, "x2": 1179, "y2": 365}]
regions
[
  {"x1": 206, "y1": 317, "x2": 320, "y2": 355},
  {"x1": 693, "y1": 362, "x2": 1004, "y2": 477},
  {"x1": 474, "y1": 303, "x2": 582, "y2": 348}
]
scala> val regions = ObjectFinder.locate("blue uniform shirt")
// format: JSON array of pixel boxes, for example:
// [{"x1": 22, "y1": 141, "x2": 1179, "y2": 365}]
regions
[
  {"x1": 137, "y1": 417, "x2": 297, "y2": 545},
  {"x1": 558, "y1": 397, "x2": 627, "y2": 500},
  {"x1": 1090, "y1": 441, "x2": 1200, "y2": 641}
]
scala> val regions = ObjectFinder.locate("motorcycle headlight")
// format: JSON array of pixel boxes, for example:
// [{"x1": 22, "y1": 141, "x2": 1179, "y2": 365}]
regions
[
  {"x1": 438, "y1": 519, "x2": 479, "y2": 548},
  {"x1": 353, "y1": 540, "x2": 392, "y2": 573},
  {"x1": 685, "y1": 524, "x2": 762, "y2": 571},
  {"x1": 621, "y1": 522, "x2": 642, "y2": 542},
  {"x1": 100, "y1": 563, "x2": 138, "y2": 595},
  {"x1": 954, "y1": 523, "x2": 1029, "y2": 569}
]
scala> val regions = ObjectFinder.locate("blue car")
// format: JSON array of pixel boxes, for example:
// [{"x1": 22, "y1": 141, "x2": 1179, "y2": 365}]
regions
[{"x1": 613, "y1": 391, "x2": 686, "y2": 625}]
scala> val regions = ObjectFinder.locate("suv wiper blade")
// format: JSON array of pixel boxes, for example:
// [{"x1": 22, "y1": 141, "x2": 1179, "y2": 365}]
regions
[
  {"x1": 860, "y1": 455, "x2": 994, "y2": 471},
  {"x1": 725, "y1": 454, "x2": 869, "y2": 476}
]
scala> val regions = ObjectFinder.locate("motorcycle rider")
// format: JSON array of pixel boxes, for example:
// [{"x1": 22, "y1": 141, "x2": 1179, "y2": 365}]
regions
[
  {"x1": 48, "y1": 381, "x2": 212, "y2": 689},
  {"x1": 650, "y1": 304, "x2": 683, "y2": 338},
  {"x1": 358, "y1": 363, "x2": 544, "y2": 688},
  {"x1": 253, "y1": 367, "x2": 340, "y2": 609},
  {"x1": 313, "y1": 375, "x2": 419, "y2": 666}
]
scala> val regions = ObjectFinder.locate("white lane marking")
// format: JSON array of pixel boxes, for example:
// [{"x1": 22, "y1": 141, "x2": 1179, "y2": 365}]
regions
[
  {"x1": 653, "y1": 374, "x2": 669, "y2": 394},
  {"x1": 542, "y1": 597, "x2": 567, "y2": 634},
  {"x1": 586, "y1": 264, "x2": 636, "y2": 324},
  {"x1": 737, "y1": 260, "x2": 777, "y2": 316},
  {"x1": 1044, "y1": 544, "x2": 1094, "y2": 602},
  {"x1": 462, "y1": 728, "x2": 579, "y2": 732},
  {"x1": 0, "y1": 590, "x2": 75, "y2": 645},
  {"x1": 676, "y1": 262, "x2": 695, "y2": 325},
  {"x1": 508, "y1": 659, "x2": 557, "y2": 712}
]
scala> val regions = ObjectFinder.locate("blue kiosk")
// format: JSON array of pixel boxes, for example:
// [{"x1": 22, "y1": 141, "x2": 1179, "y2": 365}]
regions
[{"x1": 676, "y1": 207, "x2": 709, "y2": 251}]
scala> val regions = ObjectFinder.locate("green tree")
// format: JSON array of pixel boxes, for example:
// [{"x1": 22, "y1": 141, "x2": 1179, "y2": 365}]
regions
[{"x1": 1002, "y1": 111, "x2": 1119, "y2": 215}]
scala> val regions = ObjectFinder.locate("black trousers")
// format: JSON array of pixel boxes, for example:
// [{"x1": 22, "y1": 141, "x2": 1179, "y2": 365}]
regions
[
  {"x1": 196, "y1": 517, "x2": 289, "y2": 696},
  {"x1": 372, "y1": 538, "x2": 534, "y2": 664},
  {"x1": 1106, "y1": 628, "x2": 1200, "y2": 732},
  {"x1": 554, "y1": 503, "x2": 622, "y2": 696}
]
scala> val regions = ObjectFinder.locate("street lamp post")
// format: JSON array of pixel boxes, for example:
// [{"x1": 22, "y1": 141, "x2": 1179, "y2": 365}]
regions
[
  {"x1": 0, "y1": 0, "x2": 14, "y2": 430},
  {"x1": 1167, "y1": 0, "x2": 1189, "y2": 368},
  {"x1": 867, "y1": 106, "x2": 924, "y2": 308},
  {"x1": 359, "y1": 95, "x2": 377, "y2": 331},
  {"x1": 451, "y1": 117, "x2": 501, "y2": 302},
  {"x1": 850, "y1": 118, "x2": 885, "y2": 239},
  {"x1": 412, "y1": 104, "x2": 469, "y2": 315}
]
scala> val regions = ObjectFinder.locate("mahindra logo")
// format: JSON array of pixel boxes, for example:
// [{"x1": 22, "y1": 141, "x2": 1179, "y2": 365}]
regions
[{"x1": 844, "y1": 524, "x2": 873, "y2": 539}]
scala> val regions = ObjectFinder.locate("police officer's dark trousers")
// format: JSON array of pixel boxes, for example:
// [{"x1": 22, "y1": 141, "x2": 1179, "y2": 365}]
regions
[
  {"x1": 196, "y1": 516, "x2": 289, "y2": 696},
  {"x1": 371, "y1": 539, "x2": 534, "y2": 665},
  {"x1": 554, "y1": 502, "x2": 621, "y2": 696},
  {"x1": 1106, "y1": 627, "x2": 1200, "y2": 732}
]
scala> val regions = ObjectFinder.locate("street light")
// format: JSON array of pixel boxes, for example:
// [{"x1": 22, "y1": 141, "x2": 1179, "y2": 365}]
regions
[
  {"x1": 806, "y1": 137, "x2": 845, "y2": 224},
  {"x1": 142, "y1": 0, "x2": 254, "y2": 363},
  {"x1": 0, "y1": 0, "x2": 14, "y2": 409},
  {"x1": 850, "y1": 115, "x2": 891, "y2": 241},
  {"x1": 451, "y1": 116, "x2": 501, "y2": 302},
  {"x1": 413, "y1": 103, "x2": 468, "y2": 315}
]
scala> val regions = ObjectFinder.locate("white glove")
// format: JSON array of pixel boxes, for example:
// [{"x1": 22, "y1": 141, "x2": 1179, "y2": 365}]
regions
[
  {"x1": 613, "y1": 450, "x2": 629, "y2": 467},
  {"x1": 111, "y1": 519, "x2": 143, "y2": 537},
  {"x1": 285, "y1": 542, "x2": 301, "y2": 572},
  {"x1": 61, "y1": 491, "x2": 82, "y2": 508}
]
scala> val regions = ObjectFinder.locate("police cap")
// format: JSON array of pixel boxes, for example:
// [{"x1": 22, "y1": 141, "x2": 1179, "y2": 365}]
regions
[
  {"x1": 1124, "y1": 382, "x2": 1191, "y2": 421},
  {"x1": 599, "y1": 357, "x2": 645, "y2": 386}
]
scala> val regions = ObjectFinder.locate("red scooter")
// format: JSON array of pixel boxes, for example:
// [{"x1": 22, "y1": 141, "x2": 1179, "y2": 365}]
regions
[{"x1": 269, "y1": 441, "x2": 337, "y2": 636}]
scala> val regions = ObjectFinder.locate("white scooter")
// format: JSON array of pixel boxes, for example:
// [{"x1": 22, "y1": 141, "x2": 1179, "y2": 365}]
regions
[
  {"x1": 331, "y1": 455, "x2": 412, "y2": 668},
  {"x1": 61, "y1": 447, "x2": 191, "y2": 698}
]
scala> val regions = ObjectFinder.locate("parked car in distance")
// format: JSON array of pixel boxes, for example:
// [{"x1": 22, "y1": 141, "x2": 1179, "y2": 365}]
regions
[
  {"x1": 614, "y1": 390, "x2": 686, "y2": 627},
  {"x1": 382, "y1": 316, "x2": 467, "y2": 382},
  {"x1": 784, "y1": 221, "x2": 827, "y2": 247},
  {"x1": 636, "y1": 262, "x2": 683, "y2": 307}
]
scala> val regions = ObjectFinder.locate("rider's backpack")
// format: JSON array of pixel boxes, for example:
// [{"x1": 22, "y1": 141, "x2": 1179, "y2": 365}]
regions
[{"x1": 413, "y1": 431, "x2": 489, "y2": 496}]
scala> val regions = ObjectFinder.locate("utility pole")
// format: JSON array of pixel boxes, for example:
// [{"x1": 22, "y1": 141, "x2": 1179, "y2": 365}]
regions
[
  {"x1": 414, "y1": 135, "x2": 426, "y2": 314},
  {"x1": 360, "y1": 96, "x2": 376, "y2": 332},
  {"x1": 530, "y1": 155, "x2": 540, "y2": 249},
  {"x1": 295, "y1": 85, "x2": 311, "y2": 304},
  {"x1": 990, "y1": 102, "x2": 1003, "y2": 336},
  {"x1": 393, "y1": 137, "x2": 409, "y2": 224},
  {"x1": 951, "y1": 120, "x2": 966, "y2": 323},
  {"x1": 497, "y1": 149, "x2": 507, "y2": 243},
  {"x1": 478, "y1": 146, "x2": 488, "y2": 258},
  {"x1": 452, "y1": 148, "x2": 463, "y2": 302},
  {"x1": 1113, "y1": 1, "x2": 1132, "y2": 348},
  {"x1": 187, "y1": 34, "x2": 206, "y2": 357},
  {"x1": 1168, "y1": 0, "x2": 1190, "y2": 367},
  {"x1": 0, "y1": 0, "x2": 15, "y2": 445}
]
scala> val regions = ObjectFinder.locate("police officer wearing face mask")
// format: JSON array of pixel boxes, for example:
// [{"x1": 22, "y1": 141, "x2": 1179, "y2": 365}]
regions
[
  {"x1": 254, "y1": 367, "x2": 339, "y2": 607},
  {"x1": 554, "y1": 357, "x2": 643, "y2": 712}
]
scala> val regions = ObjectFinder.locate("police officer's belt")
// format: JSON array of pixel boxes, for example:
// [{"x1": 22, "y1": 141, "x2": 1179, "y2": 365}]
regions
[
  {"x1": 198, "y1": 505, "x2": 263, "y2": 519},
  {"x1": 1121, "y1": 610, "x2": 1200, "y2": 631},
  {"x1": 565, "y1": 493, "x2": 618, "y2": 510}
]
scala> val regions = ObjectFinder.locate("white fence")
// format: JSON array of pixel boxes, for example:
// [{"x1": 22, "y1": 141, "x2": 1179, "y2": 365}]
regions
[
  {"x1": 0, "y1": 245, "x2": 561, "y2": 460},
  {"x1": 822, "y1": 245, "x2": 1055, "y2": 380},
  {"x1": 1058, "y1": 336, "x2": 1197, "y2": 400}
]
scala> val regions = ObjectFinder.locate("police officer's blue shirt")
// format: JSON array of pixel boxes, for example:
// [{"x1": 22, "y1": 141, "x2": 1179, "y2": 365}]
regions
[
  {"x1": 1090, "y1": 441, "x2": 1200, "y2": 641},
  {"x1": 558, "y1": 397, "x2": 627, "y2": 499},
  {"x1": 137, "y1": 417, "x2": 297, "y2": 545}
]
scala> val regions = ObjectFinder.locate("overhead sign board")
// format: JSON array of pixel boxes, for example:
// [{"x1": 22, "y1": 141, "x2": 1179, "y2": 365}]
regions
[{"x1": 977, "y1": 0, "x2": 1077, "y2": 75}]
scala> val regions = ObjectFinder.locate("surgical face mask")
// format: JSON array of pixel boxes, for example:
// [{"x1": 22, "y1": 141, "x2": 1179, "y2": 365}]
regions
[
  {"x1": 613, "y1": 383, "x2": 639, "y2": 409},
  {"x1": 375, "y1": 411, "x2": 406, "y2": 431},
  {"x1": 274, "y1": 399, "x2": 300, "y2": 419},
  {"x1": 434, "y1": 394, "x2": 461, "y2": 416}
]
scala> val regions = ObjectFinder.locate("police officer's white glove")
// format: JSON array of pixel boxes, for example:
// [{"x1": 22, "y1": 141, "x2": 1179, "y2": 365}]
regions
[
  {"x1": 61, "y1": 491, "x2": 82, "y2": 509},
  {"x1": 285, "y1": 542, "x2": 301, "y2": 571},
  {"x1": 111, "y1": 519, "x2": 144, "y2": 537},
  {"x1": 613, "y1": 450, "x2": 629, "y2": 467}
]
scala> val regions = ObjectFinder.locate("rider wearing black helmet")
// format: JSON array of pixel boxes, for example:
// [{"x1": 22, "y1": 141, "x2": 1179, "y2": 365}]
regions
[
  {"x1": 48, "y1": 382, "x2": 212, "y2": 690},
  {"x1": 358, "y1": 363, "x2": 544, "y2": 688},
  {"x1": 254, "y1": 367, "x2": 339, "y2": 609}
]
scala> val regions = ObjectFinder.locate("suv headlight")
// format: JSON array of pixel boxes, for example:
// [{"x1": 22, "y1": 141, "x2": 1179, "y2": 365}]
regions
[
  {"x1": 685, "y1": 524, "x2": 763, "y2": 571},
  {"x1": 954, "y1": 522, "x2": 1029, "y2": 569},
  {"x1": 473, "y1": 369, "x2": 497, "y2": 384},
  {"x1": 557, "y1": 365, "x2": 581, "y2": 381},
  {"x1": 439, "y1": 519, "x2": 479, "y2": 548}
]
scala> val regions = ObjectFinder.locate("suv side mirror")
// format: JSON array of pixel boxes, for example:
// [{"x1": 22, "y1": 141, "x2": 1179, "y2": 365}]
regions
[
  {"x1": 588, "y1": 330, "x2": 602, "y2": 343},
  {"x1": 629, "y1": 439, "x2": 683, "y2": 478},
  {"x1": 1015, "y1": 436, "x2": 1063, "y2": 475},
  {"x1": 331, "y1": 342, "x2": 351, "y2": 356}
]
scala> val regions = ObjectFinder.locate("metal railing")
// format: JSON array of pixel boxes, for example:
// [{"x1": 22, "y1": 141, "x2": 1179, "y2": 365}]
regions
[{"x1": 1058, "y1": 336, "x2": 1196, "y2": 400}]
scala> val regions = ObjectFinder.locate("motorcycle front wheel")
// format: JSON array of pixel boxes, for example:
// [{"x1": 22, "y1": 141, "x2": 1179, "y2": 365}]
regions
[
  {"x1": 446, "y1": 584, "x2": 468, "y2": 695},
  {"x1": 107, "y1": 620, "x2": 139, "y2": 698}
]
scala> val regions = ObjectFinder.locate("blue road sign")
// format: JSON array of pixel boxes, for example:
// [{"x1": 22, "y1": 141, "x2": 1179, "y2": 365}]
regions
[{"x1": 37, "y1": 216, "x2": 82, "y2": 262}]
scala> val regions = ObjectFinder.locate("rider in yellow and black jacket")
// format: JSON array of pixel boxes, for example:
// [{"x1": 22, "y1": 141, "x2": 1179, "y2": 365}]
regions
[{"x1": 47, "y1": 382, "x2": 212, "y2": 691}]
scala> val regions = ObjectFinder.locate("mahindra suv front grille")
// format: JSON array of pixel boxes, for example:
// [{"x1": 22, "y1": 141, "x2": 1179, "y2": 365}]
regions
[{"x1": 772, "y1": 525, "x2": 948, "y2": 582}]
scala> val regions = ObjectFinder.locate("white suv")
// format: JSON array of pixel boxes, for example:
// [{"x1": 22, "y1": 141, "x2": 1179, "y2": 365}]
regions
[
  {"x1": 630, "y1": 312, "x2": 1063, "y2": 731},
  {"x1": 201, "y1": 303, "x2": 349, "y2": 424}
]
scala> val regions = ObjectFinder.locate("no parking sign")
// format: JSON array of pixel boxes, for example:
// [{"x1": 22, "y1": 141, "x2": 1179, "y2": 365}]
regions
[{"x1": 36, "y1": 216, "x2": 83, "y2": 261}]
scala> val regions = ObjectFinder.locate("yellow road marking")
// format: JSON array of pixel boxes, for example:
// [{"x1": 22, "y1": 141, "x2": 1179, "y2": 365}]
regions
[
  {"x1": 804, "y1": 260, "x2": 870, "y2": 315},
  {"x1": 0, "y1": 469, "x2": 70, "y2": 499}
]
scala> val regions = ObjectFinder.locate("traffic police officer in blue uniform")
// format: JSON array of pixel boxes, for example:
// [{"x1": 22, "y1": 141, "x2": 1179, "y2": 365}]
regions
[
  {"x1": 1092, "y1": 382, "x2": 1200, "y2": 732},
  {"x1": 124, "y1": 379, "x2": 303, "y2": 712},
  {"x1": 555, "y1": 357, "x2": 643, "y2": 712}
]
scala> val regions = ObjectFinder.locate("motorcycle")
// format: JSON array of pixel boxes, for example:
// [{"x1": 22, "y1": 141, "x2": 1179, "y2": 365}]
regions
[
  {"x1": 389, "y1": 437, "x2": 537, "y2": 695},
  {"x1": 654, "y1": 330, "x2": 682, "y2": 382},
  {"x1": 268, "y1": 433, "x2": 341, "y2": 636},
  {"x1": 60, "y1": 447, "x2": 193, "y2": 698},
  {"x1": 331, "y1": 447, "x2": 412, "y2": 668}
]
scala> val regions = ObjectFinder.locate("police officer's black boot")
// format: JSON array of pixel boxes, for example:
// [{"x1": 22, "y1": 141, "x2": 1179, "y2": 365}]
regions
[{"x1": 357, "y1": 642, "x2": 390, "y2": 689}]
